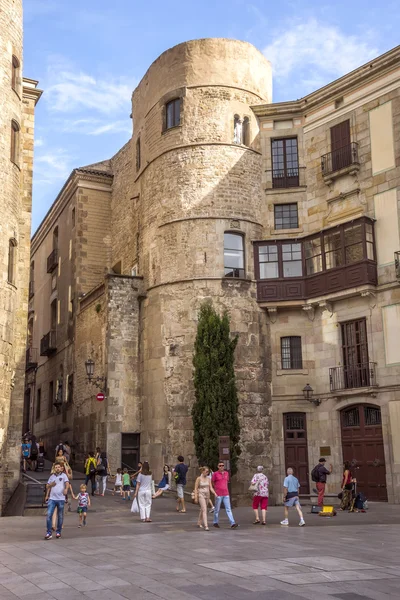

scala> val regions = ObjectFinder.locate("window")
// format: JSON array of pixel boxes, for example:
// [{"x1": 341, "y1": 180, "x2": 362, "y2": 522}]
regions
[
  {"x1": 365, "y1": 222, "x2": 374, "y2": 260},
  {"x1": 282, "y1": 243, "x2": 302, "y2": 277},
  {"x1": 344, "y1": 223, "x2": 363, "y2": 264},
  {"x1": 67, "y1": 374, "x2": 74, "y2": 404},
  {"x1": 233, "y1": 115, "x2": 242, "y2": 144},
  {"x1": 10, "y1": 120, "x2": 20, "y2": 165},
  {"x1": 304, "y1": 237, "x2": 323, "y2": 275},
  {"x1": 48, "y1": 381, "x2": 54, "y2": 414},
  {"x1": 136, "y1": 137, "x2": 141, "y2": 171},
  {"x1": 8, "y1": 239, "x2": 17, "y2": 284},
  {"x1": 72, "y1": 207, "x2": 75, "y2": 228},
  {"x1": 281, "y1": 336, "x2": 303, "y2": 369},
  {"x1": 36, "y1": 388, "x2": 41, "y2": 420},
  {"x1": 324, "y1": 230, "x2": 343, "y2": 269},
  {"x1": 330, "y1": 120, "x2": 351, "y2": 172},
  {"x1": 274, "y1": 204, "x2": 298, "y2": 230},
  {"x1": 259, "y1": 245, "x2": 279, "y2": 279},
  {"x1": 242, "y1": 117, "x2": 250, "y2": 146},
  {"x1": 224, "y1": 233, "x2": 245, "y2": 278},
  {"x1": 131, "y1": 264, "x2": 138, "y2": 276},
  {"x1": 271, "y1": 138, "x2": 299, "y2": 188},
  {"x1": 121, "y1": 433, "x2": 140, "y2": 470},
  {"x1": 50, "y1": 299, "x2": 57, "y2": 331},
  {"x1": 12, "y1": 56, "x2": 20, "y2": 93},
  {"x1": 166, "y1": 98, "x2": 180, "y2": 129}
]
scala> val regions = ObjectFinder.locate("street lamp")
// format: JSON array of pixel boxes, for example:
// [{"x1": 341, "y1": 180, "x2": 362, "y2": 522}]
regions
[
  {"x1": 302, "y1": 383, "x2": 321, "y2": 406},
  {"x1": 85, "y1": 358, "x2": 107, "y2": 393}
]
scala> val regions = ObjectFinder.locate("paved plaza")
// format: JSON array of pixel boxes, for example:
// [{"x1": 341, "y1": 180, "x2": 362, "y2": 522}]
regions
[{"x1": 0, "y1": 490, "x2": 399, "y2": 600}]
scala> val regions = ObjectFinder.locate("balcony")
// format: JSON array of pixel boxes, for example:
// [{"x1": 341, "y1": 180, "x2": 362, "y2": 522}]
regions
[
  {"x1": 321, "y1": 143, "x2": 359, "y2": 182},
  {"x1": 29, "y1": 280, "x2": 34, "y2": 299},
  {"x1": 47, "y1": 248, "x2": 58, "y2": 273},
  {"x1": 329, "y1": 362, "x2": 377, "y2": 392},
  {"x1": 40, "y1": 330, "x2": 56, "y2": 356},
  {"x1": 25, "y1": 347, "x2": 38, "y2": 371}
]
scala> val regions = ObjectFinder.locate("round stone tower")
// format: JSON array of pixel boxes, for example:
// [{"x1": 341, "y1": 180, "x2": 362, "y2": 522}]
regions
[
  {"x1": 130, "y1": 39, "x2": 272, "y2": 492},
  {"x1": 0, "y1": 0, "x2": 24, "y2": 510}
]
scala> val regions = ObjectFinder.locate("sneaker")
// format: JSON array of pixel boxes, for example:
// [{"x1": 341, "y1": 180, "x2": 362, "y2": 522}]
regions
[
  {"x1": 231, "y1": 523, "x2": 239, "y2": 529},
  {"x1": 213, "y1": 523, "x2": 220, "y2": 528},
  {"x1": 299, "y1": 519, "x2": 305, "y2": 527},
  {"x1": 44, "y1": 532, "x2": 52, "y2": 540},
  {"x1": 78, "y1": 525, "x2": 82, "y2": 528},
  {"x1": 280, "y1": 519, "x2": 289, "y2": 526},
  {"x1": 83, "y1": 520, "x2": 87, "y2": 527},
  {"x1": 209, "y1": 508, "x2": 215, "y2": 513},
  {"x1": 56, "y1": 533, "x2": 61, "y2": 539}
]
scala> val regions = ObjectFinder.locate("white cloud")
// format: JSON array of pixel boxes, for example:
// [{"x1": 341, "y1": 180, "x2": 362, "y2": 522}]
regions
[
  {"x1": 34, "y1": 149, "x2": 73, "y2": 184},
  {"x1": 45, "y1": 66, "x2": 135, "y2": 115},
  {"x1": 89, "y1": 120, "x2": 132, "y2": 136},
  {"x1": 34, "y1": 138, "x2": 44, "y2": 147},
  {"x1": 264, "y1": 19, "x2": 379, "y2": 98}
]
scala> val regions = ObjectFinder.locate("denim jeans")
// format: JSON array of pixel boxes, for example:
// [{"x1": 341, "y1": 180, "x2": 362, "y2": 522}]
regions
[
  {"x1": 85, "y1": 474, "x2": 96, "y2": 495},
  {"x1": 213, "y1": 495, "x2": 235, "y2": 525},
  {"x1": 46, "y1": 499, "x2": 65, "y2": 534}
]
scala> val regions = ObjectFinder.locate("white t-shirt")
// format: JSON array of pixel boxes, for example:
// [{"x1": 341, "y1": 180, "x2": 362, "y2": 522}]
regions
[
  {"x1": 48, "y1": 473, "x2": 69, "y2": 501},
  {"x1": 115, "y1": 473, "x2": 122, "y2": 486},
  {"x1": 137, "y1": 473, "x2": 152, "y2": 492}
]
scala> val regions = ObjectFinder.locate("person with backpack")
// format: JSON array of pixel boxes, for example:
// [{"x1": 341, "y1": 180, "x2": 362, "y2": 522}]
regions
[
  {"x1": 84, "y1": 452, "x2": 97, "y2": 496},
  {"x1": 21, "y1": 437, "x2": 31, "y2": 472},
  {"x1": 29, "y1": 434, "x2": 39, "y2": 471},
  {"x1": 96, "y1": 451, "x2": 110, "y2": 496},
  {"x1": 173, "y1": 455, "x2": 188, "y2": 513},
  {"x1": 311, "y1": 458, "x2": 332, "y2": 506}
]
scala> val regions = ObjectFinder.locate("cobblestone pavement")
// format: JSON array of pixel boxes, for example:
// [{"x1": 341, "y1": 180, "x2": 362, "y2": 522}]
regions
[{"x1": 0, "y1": 489, "x2": 399, "y2": 600}]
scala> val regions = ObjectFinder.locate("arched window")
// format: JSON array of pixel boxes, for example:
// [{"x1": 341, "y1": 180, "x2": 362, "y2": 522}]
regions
[
  {"x1": 224, "y1": 232, "x2": 245, "y2": 278},
  {"x1": 136, "y1": 137, "x2": 141, "y2": 171},
  {"x1": 242, "y1": 117, "x2": 250, "y2": 146},
  {"x1": 11, "y1": 56, "x2": 20, "y2": 93},
  {"x1": 8, "y1": 238, "x2": 17, "y2": 284},
  {"x1": 233, "y1": 115, "x2": 242, "y2": 144},
  {"x1": 10, "y1": 120, "x2": 20, "y2": 165}
]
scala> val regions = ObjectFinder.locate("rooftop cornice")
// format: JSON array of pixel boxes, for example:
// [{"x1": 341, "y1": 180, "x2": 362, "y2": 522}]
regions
[
  {"x1": 252, "y1": 44, "x2": 400, "y2": 118},
  {"x1": 23, "y1": 77, "x2": 43, "y2": 105}
]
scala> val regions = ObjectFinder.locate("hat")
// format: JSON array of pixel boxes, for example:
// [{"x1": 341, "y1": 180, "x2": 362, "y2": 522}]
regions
[
  {"x1": 257, "y1": 465, "x2": 264, "y2": 472},
  {"x1": 319, "y1": 457, "x2": 326, "y2": 462}
]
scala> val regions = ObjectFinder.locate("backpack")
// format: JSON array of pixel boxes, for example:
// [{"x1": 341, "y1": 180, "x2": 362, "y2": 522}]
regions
[
  {"x1": 355, "y1": 492, "x2": 367, "y2": 510},
  {"x1": 88, "y1": 458, "x2": 97, "y2": 475},
  {"x1": 30, "y1": 443, "x2": 38, "y2": 457},
  {"x1": 97, "y1": 457, "x2": 107, "y2": 473},
  {"x1": 311, "y1": 466, "x2": 320, "y2": 483}
]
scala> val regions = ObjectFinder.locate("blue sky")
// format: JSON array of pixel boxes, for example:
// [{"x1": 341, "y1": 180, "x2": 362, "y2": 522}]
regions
[{"x1": 24, "y1": 0, "x2": 399, "y2": 232}]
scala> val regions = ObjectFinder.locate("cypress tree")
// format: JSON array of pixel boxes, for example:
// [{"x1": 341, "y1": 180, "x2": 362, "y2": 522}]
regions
[{"x1": 192, "y1": 301, "x2": 241, "y2": 475}]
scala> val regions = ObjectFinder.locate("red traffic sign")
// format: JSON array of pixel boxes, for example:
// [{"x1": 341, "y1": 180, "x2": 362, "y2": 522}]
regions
[{"x1": 96, "y1": 392, "x2": 105, "y2": 402}]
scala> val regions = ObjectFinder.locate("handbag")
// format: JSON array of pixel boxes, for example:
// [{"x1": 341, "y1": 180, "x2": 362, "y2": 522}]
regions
[
  {"x1": 131, "y1": 497, "x2": 139, "y2": 513},
  {"x1": 191, "y1": 490, "x2": 198, "y2": 504},
  {"x1": 248, "y1": 481, "x2": 259, "y2": 493}
]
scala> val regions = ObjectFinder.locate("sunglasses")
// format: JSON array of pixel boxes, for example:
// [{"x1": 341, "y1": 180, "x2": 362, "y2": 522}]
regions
[{"x1": 218, "y1": 464, "x2": 224, "y2": 467}]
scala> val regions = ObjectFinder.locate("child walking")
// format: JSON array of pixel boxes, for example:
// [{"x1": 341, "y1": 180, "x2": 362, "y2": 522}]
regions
[
  {"x1": 72, "y1": 483, "x2": 91, "y2": 527},
  {"x1": 113, "y1": 468, "x2": 123, "y2": 495},
  {"x1": 122, "y1": 468, "x2": 131, "y2": 500}
]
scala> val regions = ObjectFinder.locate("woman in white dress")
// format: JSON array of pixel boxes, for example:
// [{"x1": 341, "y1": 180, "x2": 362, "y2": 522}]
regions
[{"x1": 133, "y1": 461, "x2": 153, "y2": 522}]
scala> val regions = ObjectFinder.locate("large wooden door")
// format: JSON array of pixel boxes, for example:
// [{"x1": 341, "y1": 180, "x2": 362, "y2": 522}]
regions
[
  {"x1": 341, "y1": 404, "x2": 387, "y2": 501},
  {"x1": 284, "y1": 413, "x2": 309, "y2": 494},
  {"x1": 331, "y1": 119, "x2": 351, "y2": 171}
]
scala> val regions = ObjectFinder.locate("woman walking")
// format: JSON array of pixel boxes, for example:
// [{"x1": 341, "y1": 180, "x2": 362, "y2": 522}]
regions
[
  {"x1": 194, "y1": 466, "x2": 215, "y2": 531},
  {"x1": 250, "y1": 465, "x2": 269, "y2": 525},
  {"x1": 84, "y1": 452, "x2": 97, "y2": 496},
  {"x1": 340, "y1": 461, "x2": 353, "y2": 511},
  {"x1": 96, "y1": 451, "x2": 110, "y2": 496},
  {"x1": 153, "y1": 464, "x2": 171, "y2": 498},
  {"x1": 134, "y1": 461, "x2": 153, "y2": 522}
]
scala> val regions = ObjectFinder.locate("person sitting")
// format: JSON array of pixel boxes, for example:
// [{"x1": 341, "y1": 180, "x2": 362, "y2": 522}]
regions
[{"x1": 153, "y1": 465, "x2": 172, "y2": 498}]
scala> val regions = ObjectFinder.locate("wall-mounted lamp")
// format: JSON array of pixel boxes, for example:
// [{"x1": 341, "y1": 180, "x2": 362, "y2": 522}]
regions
[
  {"x1": 85, "y1": 358, "x2": 107, "y2": 394},
  {"x1": 302, "y1": 383, "x2": 321, "y2": 406}
]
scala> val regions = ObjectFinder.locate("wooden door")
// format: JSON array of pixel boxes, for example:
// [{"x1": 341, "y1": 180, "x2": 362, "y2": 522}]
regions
[
  {"x1": 341, "y1": 404, "x2": 387, "y2": 501},
  {"x1": 284, "y1": 412, "x2": 309, "y2": 494},
  {"x1": 341, "y1": 318, "x2": 370, "y2": 388},
  {"x1": 330, "y1": 120, "x2": 351, "y2": 171}
]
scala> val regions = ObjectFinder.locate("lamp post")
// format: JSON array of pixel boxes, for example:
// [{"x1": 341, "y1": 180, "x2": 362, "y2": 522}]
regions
[
  {"x1": 85, "y1": 358, "x2": 107, "y2": 394},
  {"x1": 302, "y1": 383, "x2": 321, "y2": 406}
]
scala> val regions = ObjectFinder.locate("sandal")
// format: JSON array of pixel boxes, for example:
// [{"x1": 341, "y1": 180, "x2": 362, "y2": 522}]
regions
[
  {"x1": 261, "y1": 521, "x2": 266, "y2": 525},
  {"x1": 205, "y1": 527, "x2": 209, "y2": 531},
  {"x1": 253, "y1": 520, "x2": 260, "y2": 524},
  {"x1": 179, "y1": 510, "x2": 186, "y2": 513}
]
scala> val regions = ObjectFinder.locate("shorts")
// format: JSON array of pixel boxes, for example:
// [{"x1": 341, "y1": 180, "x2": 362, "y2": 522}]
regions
[
  {"x1": 284, "y1": 496, "x2": 300, "y2": 508},
  {"x1": 159, "y1": 484, "x2": 170, "y2": 491},
  {"x1": 77, "y1": 507, "x2": 87, "y2": 514},
  {"x1": 176, "y1": 484, "x2": 184, "y2": 498},
  {"x1": 252, "y1": 495, "x2": 268, "y2": 510},
  {"x1": 123, "y1": 485, "x2": 131, "y2": 491}
]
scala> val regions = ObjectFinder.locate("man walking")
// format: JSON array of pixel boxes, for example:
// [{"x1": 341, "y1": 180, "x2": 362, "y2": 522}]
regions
[
  {"x1": 173, "y1": 455, "x2": 188, "y2": 513},
  {"x1": 280, "y1": 467, "x2": 305, "y2": 527},
  {"x1": 211, "y1": 461, "x2": 238, "y2": 529},
  {"x1": 312, "y1": 457, "x2": 332, "y2": 507},
  {"x1": 45, "y1": 463, "x2": 69, "y2": 539}
]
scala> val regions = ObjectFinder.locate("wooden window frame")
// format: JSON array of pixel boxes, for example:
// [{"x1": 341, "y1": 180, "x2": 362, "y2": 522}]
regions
[
  {"x1": 271, "y1": 137, "x2": 299, "y2": 188},
  {"x1": 7, "y1": 238, "x2": 17, "y2": 285},
  {"x1": 166, "y1": 98, "x2": 181, "y2": 129},
  {"x1": 10, "y1": 120, "x2": 20, "y2": 166},
  {"x1": 281, "y1": 336, "x2": 303, "y2": 369},
  {"x1": 274, "y1": 203, "x2": 299, "y2": 230},
  {"x1": 11, "y1": 55, "x2": 20, "y2": 93}
]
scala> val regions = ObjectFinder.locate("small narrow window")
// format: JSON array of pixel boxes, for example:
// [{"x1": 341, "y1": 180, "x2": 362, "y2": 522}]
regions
[
  {"x1": 36, "y1": 388, "x2": 42, "y2": 420},
  {"x1": 8, "y1": 238, "x2": 17, "y2": 284},
  {"x1": 166, "y1": 98, "x2": 180, "y2": 129},
  {"x1": 48, "y1": 381, "x2": 54, "y2": 414},
  {"x1": 274, "y1": 204, "x2": 298, "y2": 230},
  {"x1": 131, "y1": 264, "x2": 138, "y2": 276},
  {"x1": 233, "y1": 115, "x2": 242, "y2": 144},
  {"x1": 10, "y1": 120, "x2": 20, "y2": 165},
  {"x1": 67, "y1": 374, "x2": 74, "y2": 404},
  {"x1": 281, "y1": 336, "x2": 303, "y2": 369},
  {"x1": 72, "y1": 207, "x2": 75, "y2": 228},
  {"x1": 242, "y1": 117, "x2": 250, "y2": 146},
  {"x1": 224, "y1": 233, "x2": 245, "y2": 278},
  {"x1": 136, "y1": 137, "x2": 141, "y2": 171},
  {"x1": 11, "y1": 56, "x2": 20, "y2": 92}
]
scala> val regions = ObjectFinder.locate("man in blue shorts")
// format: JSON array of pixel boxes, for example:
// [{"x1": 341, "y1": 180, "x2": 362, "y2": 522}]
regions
[{"x1": 281, "y1": 467, "x2": 305, "y2": 527}]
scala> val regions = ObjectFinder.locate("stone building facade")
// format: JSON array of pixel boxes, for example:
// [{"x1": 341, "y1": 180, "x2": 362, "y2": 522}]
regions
[
  {"x1": 0, "y1": 0, "x2": 41, "y2": 512},
  {"x1": 27, "y1": 38, "x2": 400, "y2": 502}
]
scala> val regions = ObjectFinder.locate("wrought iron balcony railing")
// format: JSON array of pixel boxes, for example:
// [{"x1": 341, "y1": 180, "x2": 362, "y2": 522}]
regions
[
  {"x1": 47, "y1": 248, "x2": 58, "y2": 273},
  {"x1": 25, "y1": 347, "x2": 38, "y2": 370},
  {"x1": 40, "y1": 330, "x2": 57, "y2": 356},
  {"x1": 329, "y1": 361, "x2": 377, "y2": 392},
  {"x1": 321, "y1": 142, "x2": 359, "y2": 177}
]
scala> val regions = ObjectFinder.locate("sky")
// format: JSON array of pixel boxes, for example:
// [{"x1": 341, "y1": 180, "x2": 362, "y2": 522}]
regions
[{"x1": 23, "y1": 0, "x2": 400, "y2": 232}]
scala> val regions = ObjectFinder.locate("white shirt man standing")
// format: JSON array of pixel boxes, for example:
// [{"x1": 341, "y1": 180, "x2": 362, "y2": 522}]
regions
[{"x1": 45, "y1": 463, "x2": 69, "y2": 540}]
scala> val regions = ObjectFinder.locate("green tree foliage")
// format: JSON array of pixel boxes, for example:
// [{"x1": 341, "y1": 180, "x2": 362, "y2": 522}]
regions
[{"x1": 192, "y1": 301, "x2": 241, "y2": 475}]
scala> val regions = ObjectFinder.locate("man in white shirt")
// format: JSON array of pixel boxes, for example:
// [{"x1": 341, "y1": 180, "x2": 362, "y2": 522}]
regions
[{"x1": 45, "y1": 463, "x2": 69, "y2": 540}]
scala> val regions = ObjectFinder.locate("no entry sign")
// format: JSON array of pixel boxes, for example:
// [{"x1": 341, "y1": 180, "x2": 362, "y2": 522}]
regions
[{"x1": 96, "y1": 392, "x2": 105, "y2": 402}]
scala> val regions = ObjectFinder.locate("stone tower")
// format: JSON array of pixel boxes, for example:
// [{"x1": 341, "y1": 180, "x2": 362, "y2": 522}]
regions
[
  {"x1": 110, "y1": 39, "x2": 273, "y2": 492},
  {"x1": 0, "y1": 0, "x2": 41, "y2": 512}
]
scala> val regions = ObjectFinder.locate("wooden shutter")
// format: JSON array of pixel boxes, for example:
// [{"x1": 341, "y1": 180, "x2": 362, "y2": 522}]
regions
[{"x1": 331, "y1": 120, "x2": 350, "y2": 151}]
